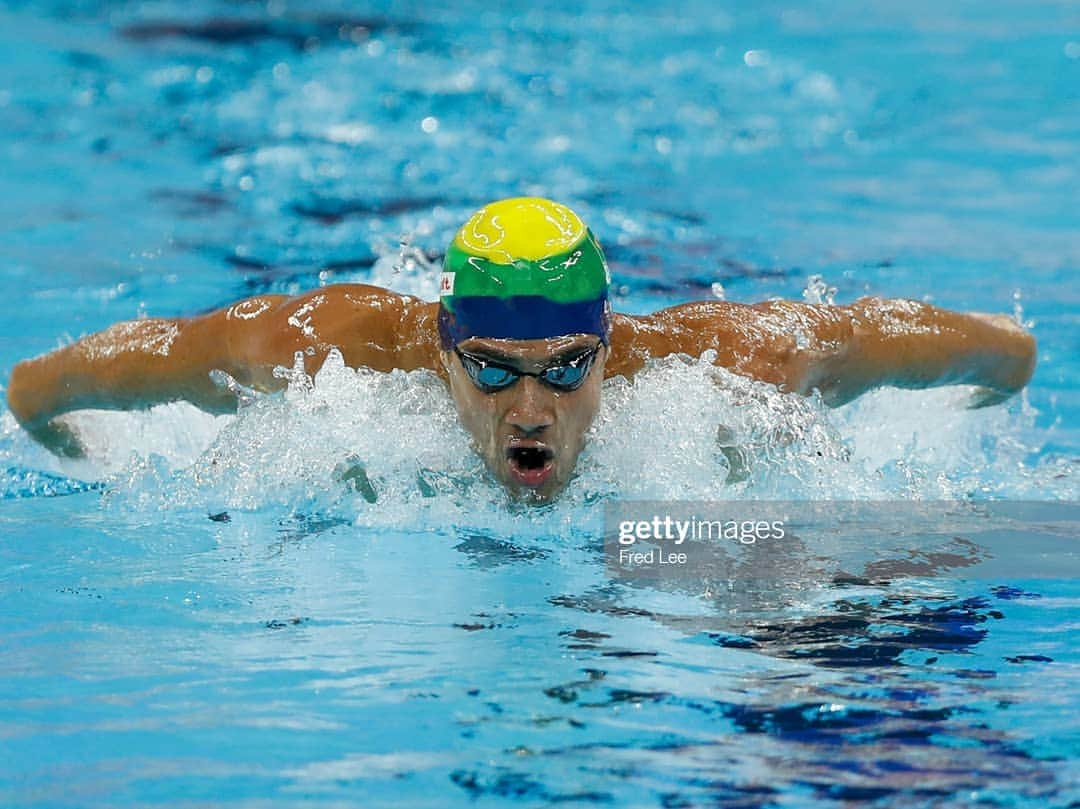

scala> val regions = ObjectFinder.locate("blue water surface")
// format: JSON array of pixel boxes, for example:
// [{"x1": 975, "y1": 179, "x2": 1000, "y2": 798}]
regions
[{"x1": 1, "y1": 1, "x2": 1078, "y2": 806}]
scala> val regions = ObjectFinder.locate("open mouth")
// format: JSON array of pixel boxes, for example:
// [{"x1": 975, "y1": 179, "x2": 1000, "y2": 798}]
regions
[{"x1": 505, "y1": 443, "x2": 555, "y2": 487}]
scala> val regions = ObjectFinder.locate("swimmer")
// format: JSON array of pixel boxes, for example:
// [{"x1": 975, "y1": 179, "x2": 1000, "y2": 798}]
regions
[{"x1": 6, "y1": 197, "x2": 1036, "y2": 501}]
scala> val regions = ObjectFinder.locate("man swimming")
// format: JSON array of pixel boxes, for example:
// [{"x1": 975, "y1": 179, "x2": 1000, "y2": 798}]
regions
[{"x1": 6, "y1": 197, "x2": 1036, "y2": 501}]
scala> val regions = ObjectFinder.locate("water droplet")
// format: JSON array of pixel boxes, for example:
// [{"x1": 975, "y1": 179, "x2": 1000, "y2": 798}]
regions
[
  {"x1": 743, "y1": 50, "x2": 770, "y2": 67},
  {"x1": 802, "y1": 274, "x2": 837, "y2": 305}
]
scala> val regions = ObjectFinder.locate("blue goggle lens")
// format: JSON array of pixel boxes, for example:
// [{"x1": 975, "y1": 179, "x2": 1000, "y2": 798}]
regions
[{"x1": 456, "y1": 345, "x2": 599, "y2": 393}]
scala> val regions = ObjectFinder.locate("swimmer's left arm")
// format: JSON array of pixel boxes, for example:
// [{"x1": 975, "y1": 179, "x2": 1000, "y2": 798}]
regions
[{"x1": 775, "y1": 297, "x2": 1037, "y2": 406}]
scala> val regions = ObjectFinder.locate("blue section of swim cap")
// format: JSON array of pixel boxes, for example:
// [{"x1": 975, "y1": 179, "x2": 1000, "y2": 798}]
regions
[{"x1": 438, "y1": 295, "x2": 610, "y2": 349}]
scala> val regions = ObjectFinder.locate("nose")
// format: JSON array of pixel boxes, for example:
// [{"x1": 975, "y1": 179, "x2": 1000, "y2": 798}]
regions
[{"x1": 505, "y1": 376, "x2": 555, "y2": 435}]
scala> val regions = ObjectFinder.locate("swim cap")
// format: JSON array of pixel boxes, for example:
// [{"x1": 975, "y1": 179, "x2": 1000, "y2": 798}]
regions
[{"x1": 437, "y1": 197, "x2": 611, "y2": 349}]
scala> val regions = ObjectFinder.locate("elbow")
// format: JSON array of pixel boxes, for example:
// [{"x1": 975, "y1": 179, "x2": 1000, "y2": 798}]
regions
[
  {"x1": 972, "y1": 313, "x2": 1037, "y2": 393},
  {"x1": 1006, "y1": 328, "x2": 1037, "y2": 393},
  {"x1": 6, "y1": 359, "x2": 42, "y2": 429}
]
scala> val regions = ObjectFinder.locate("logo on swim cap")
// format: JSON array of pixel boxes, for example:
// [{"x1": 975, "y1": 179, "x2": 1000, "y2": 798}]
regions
[{"x1": 438, "y1": 197, "x2": 611, "y2": 349}]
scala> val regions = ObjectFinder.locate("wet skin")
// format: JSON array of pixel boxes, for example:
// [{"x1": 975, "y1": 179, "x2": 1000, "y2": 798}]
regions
[
  {"x1": 6, "y1": 284, "x2": 1037, "y2": 498},
  {"x1": 441, "y1": 335, "x2": 605, "y2": 503}
]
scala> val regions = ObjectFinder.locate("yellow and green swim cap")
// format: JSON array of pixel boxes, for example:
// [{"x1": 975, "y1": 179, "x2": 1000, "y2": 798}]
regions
[{"x1": 437, "y1": 197, "x2": 611, "y2": 349}]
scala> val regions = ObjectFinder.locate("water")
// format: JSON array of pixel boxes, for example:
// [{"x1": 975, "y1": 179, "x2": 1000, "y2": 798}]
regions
[{"x1": 1, "y1": 0, "x2": 1078, "y2": 805}]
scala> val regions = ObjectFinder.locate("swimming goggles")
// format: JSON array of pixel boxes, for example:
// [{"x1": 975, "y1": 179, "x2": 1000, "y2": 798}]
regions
[{"x1": 454, "y1": 343, "x2": 601, "y2": 393}]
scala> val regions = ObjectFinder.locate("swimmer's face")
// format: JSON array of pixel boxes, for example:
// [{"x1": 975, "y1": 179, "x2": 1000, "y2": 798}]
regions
[{"x1": 442, "y1": 334, "x2": 606, "y2": 503}]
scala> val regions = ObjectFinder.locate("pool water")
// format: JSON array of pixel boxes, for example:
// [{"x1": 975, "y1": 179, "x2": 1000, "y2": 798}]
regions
[{"x1": 1, "y1": 1, "x2": 1078, "y2": 806}]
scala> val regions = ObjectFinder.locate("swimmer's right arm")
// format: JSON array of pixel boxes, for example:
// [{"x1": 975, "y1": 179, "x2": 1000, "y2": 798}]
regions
[
  {"x1": 6, "y1": 309, "x2": 266, "y2": 457},
  {"x1": 5, "y1": 285, "x2": 441, "y2": 457}
]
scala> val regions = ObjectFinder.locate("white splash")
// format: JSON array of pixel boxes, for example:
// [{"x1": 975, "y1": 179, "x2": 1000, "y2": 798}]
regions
[
  {"x1": 3, "y1": 348, "x2": 1069, "y2": 522},
  {"x1": 802, "y1": 274, "x2": 837, "y2": 306}
]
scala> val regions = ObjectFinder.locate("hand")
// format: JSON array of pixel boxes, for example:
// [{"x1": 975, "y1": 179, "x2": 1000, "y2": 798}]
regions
[
  {"x1": 965, "y1": 312, "x2": 1035, "y2": 406},
  {"x1": 716, "y1": 425, "x2": 749, "y2": 483},
  {"x1": 25, "y1": 418, "x2": 88, "y2": 459},
  {"x1": 6, "y1": 359, "x2": 86, "y2": 456},
  {"x1": 965, "y1": 386, "x2": 1017, "y2": 410}
]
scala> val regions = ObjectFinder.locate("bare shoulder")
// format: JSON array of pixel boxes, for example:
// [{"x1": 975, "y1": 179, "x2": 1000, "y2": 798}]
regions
[
  {"x1": 226, "y1": 284, "x2": 441, "y2": 377},
  {"x1": 234, "y1": 283, "x2": 416, "y2": 317},
  {"x1": 605, "y1": 299, "x2": 838, "y2": 385}
]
